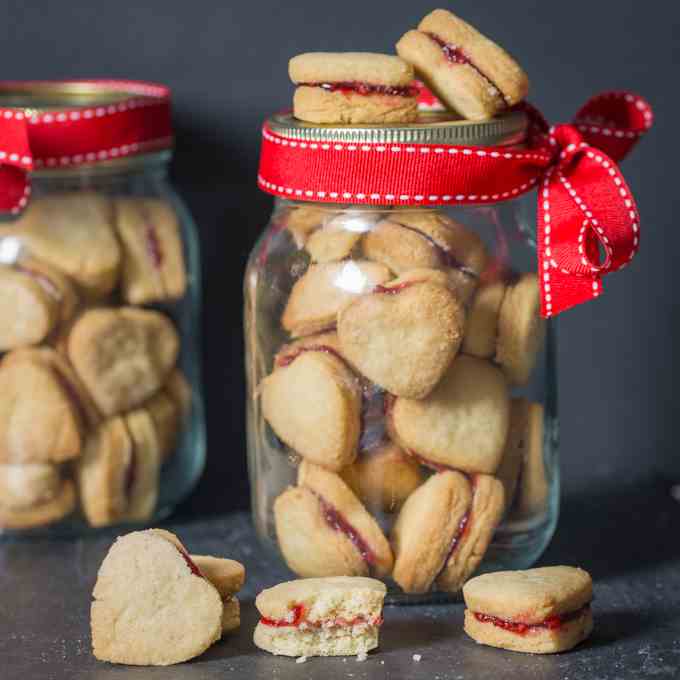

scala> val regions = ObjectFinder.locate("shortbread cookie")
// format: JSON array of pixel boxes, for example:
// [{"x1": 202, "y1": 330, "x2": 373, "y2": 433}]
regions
[
  {"x1": 297, "y1": 460, "x2": 393, "y2": 577},
  {"x1": 338, "y1": 279, "x2": 464, "y2": 398},
  {"x1": 0, "y1": 463, "x2": 61, "y2": 511},
  {"x1": 254, "y1": 576, "x2": 386, "y2": 657},
  {"x1": 462, "y1": 281, "x2": 506, "y2": 358},
  {"x1": 67, "y1": 307, "x2": 179, "y2": 416},
  {"x1": 290, "y1": 52, "x2": 418, "y2": 124},
  {"x1": 495, "y1": 397, "x2": 531, "y2": 513},
  {"x1": 91, "y1": 529, "x2": 222, "y2": 665},
  {"x1": 0, "y1": 478, "x2": 75, "y2": 529},
  {"x1": 12, "y1": 192, "x2": 120, "y2": 298},
  {"x1": 463, "y1": 567, "x2": 593, "y2": 653},
  {"x1": 389, "y1": 355, "x2": 510, "y2": 474},
  {"x1": 221, "y1": 597, "x2": 241, "y2": 635},
  {"x1": 191, "y1": 555, "x2": 246, "y2": 597},
  {"x1": 363, "y1": 212, "x2": 487, "y2": 302},
  {"x1": 283, "y1": 205, "x2": 333, "y2": 248},
  {"x1": 396, "y1": 9, "x2": 529, "y2": 120},
  {"x1": 391, "y1": 471, "x2": 472, "y2": 593},
  {"x1": 306, "y1": 213, "x2": 379, "y2": 263},
  {"x1": 274, "y1": 487, "x2": 367, "y2": 577},
  {"x1": 495, "y1": 273, "x2": 545, "y2": 385},
  {"x1": 115, "y1": 197, "x2": 187, "y2": 305},
  {"x1": 435, "y1": 474, "x2": 505, "y2": 592},
  {"x1": 0, "y1": 348, "x2": 94, "y2": 463},
  {"x1": 261, "y1": 349, "x2": 361, "y2": 470},
  {"x1": 509, "y1": 401, "x2": 548, "y2": 521},
  {"x1": 282, "y1": 261, "x2": 391, "y2": 337},
  {"x1": 341, "y1": 440, "x2": 423, "y2": 512}
]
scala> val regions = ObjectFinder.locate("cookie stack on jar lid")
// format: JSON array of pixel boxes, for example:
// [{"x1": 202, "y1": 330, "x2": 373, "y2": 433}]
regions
[
  {"x1": 0, "y1": 191, "x2": 192, "y2": 531},
  {"x1": 258, "y1": 8, "x2": 550, "y2": 596}
]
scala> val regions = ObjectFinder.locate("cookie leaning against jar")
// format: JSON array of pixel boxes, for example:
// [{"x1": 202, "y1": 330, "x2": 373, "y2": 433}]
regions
[
  {"x1": 396, "y1": 9, "x2": 529, "y2": 121},
  {"x1": 289, "y1": 52, "x2": 419, "y2": 124},
  {"x1": 114, "y1": 197, "x2": 187, "y2": 305},
  {"x1": 6, "y1": 192, "x2": 121, "y2": 299}
]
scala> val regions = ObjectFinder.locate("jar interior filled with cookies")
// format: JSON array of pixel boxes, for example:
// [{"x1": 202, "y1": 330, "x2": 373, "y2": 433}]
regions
[
  {"x1": 246, "y1": 111, "x2": 557, "y2": 603},
  {"x1": 0, "y1": 81, "x2": 205, "y2": 535}
]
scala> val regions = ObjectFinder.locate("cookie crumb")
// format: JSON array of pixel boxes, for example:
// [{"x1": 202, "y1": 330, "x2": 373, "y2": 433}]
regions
[
  {"x1": 356, "y1": 652, "x2": 368, "y2": 662},
  {"x1": 295, "y1": 656, "x2": 307, "y2": 664},
  {"x1": 413, "y1": 654, "x2": 422, "y2": 662}
]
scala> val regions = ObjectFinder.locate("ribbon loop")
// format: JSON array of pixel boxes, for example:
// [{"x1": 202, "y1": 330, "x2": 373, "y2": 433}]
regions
[{"x1": 0, "y1": 108, "x2": 32, "y2": 214}]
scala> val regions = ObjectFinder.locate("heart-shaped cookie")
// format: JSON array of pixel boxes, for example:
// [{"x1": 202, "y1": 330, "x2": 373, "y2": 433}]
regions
[
  {"x1": 338, "y1": 279, "x2": 465, "y2": 399},
  {"x1": 261, "y1": 350, "x2": 361, "y2": 470},
  {"x1": 91, "y1": 529, "x2": 223, "y2": 666},
  {"x1": 67, "y1": 307, "x2": 179, "y2": 416},
  {"x1": 388, "y1": 355, "x2": 510, "y2": 474}
]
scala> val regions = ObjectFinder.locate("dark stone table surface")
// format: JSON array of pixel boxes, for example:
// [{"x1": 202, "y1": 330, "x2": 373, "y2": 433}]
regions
[{"x1": 2, "y1": 482, "x2": 680, "y2": 680}]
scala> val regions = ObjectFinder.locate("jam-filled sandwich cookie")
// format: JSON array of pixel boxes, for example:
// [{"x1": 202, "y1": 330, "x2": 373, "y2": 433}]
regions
[
  {"x1": 191, "y1": 555, "x2": 246, "y2": 635},
  {"x1": 462, "y1": 280, "x2": 506, "y2": 359},
  {"x1": 362, "y1": 211, "x2": 487, "y2": 303},
  {"x1": 0, "y1": 258, "x2": 78, "y2": 351},
  {"x1": 396, "y1": 9, "x2": 529, "y2": 121},
  {"x1": 338, "y1": 277, "x2": 465, "y2": 399},
  {"x1": 67, "y1": 307, "x2": 179, "y2": 416},
  {"x1": 388, "y1": 355, "x2": 510, "y2": 475},
  {"x1": 341, "y1": 440, "x2": 423, "y2": 513},
  {"x1": 391, "y1": 471, "x2": 504, "y2": 593},
  {"x1": 495, "y1": 273, "x2": 545, "y2": 386},
  {"x1": 0, "y1": 463, "x2": 76, "y2": 529},
  {"x1": 76, "y1": 408, "x2": 162, "y2": 527},
  {"x1": 290, "y1": 52, "x2": 418, "y2": 124},
  {"x1": 274, "y1": 461, "x2": 393, "y2": 578},
  {"x1": 254, "y1": 576, "x2": 386, "y2": 658},
  {"x1": 0, "y1": 348, "x2": 98, "y2": 464},
  {"x1": 463, "y1": 566, "x2": 593, "y2": 653},
  {"x1": 262, "y1": 342, "x2": 361, "y2": 471},
  {"x1": 115, "y1": 197, "x2": 187, "y2": 305},
  {"x1": 305, "y1": 212, "x2": 381, "y2": 264},
  {"x1": 10, "y1": 192, "x2": 120, "y2": 298},
  {"x1": 282, "y1": 260, "x2": 391, "y2": 338},
  {"x1": 91, "y1": 530, "x2": 223, "y2": 665}
]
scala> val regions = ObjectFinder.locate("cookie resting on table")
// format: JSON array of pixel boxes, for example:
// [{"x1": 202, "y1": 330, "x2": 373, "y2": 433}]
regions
[
  {"x1": 463, "y1": 566, "x2": 593, "y2": 653},
  {"x1": 254, "y1": 577, "x2": 386, "y2": 657}
]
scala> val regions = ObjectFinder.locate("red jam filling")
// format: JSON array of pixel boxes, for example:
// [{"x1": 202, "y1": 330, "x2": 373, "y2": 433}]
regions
[
  {"x1": 301, "y1": 81, "x2": 418, "y2": 98},
  {"x1": 373, "y1": 281, "x2": 419, "y2": 295},
  {"x1": 473, "y1": 605, "x2": 590, "y2": 636},
  {"x1": 275, "y1": 344, "x2": 346, "y2": 368},
  {"x1": 176, "y1": 547, "x2": 203, "y2": 577},
  {"x1": 316, "y1": 494, "x2": 378, "y2": 567},
  {"x1": 16, "y1": 265, "x2": 61, "y2": 301},
  {"x1": 145, "y1": 221, "x2": 163, "y2": 269},
  {"x1": 391, "y1": 221, "x2": 477, "y2": 278},
  {"x1": 425, "y1": 33, "x2": 509, "y2": 107},
  {"x1": 260, "y1": 605, "x2": 383, "y2": 629}
]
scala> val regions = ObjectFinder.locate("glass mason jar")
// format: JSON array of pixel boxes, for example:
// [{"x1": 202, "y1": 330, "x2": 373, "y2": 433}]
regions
[
  {"x1": 0, "y1": 82, "x2": 205, "y2": 535},
  {"x1": 246, "y1": 112, "x2": 557, "y2": 602}
]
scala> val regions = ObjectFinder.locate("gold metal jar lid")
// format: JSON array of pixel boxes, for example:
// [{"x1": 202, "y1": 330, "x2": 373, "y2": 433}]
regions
[{"x1": 267, "y1": 109, "x2": 527, "y2": 147}]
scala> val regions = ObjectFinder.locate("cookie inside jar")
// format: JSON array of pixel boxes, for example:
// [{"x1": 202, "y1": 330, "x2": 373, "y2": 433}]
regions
[{"x1": 0, "y1": 79, "x2": 204, "y2": 535}]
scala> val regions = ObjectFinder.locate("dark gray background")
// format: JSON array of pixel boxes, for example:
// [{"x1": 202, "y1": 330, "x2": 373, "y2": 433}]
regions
[{"x1": 1, "y1": 0, "x2": 677, "y2": 522}]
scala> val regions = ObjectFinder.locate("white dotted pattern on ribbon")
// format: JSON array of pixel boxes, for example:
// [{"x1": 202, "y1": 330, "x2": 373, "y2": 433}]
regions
[
  {"x1": 28, "y1": 98, "x2": 162, "y2": 126},
  {"x1": 32, "y1": 136, "x2": 173, "y2": 169},
  {"x1": 574, "y1": 92, "x2": 653, "y2": 137},
  {"x1": 258, "y1": 174, "x2": 539, "y2": 204},
  {"x1": 0, "y1": 150, "x2": 32, "y2": 166},
  {"x1": 541, "y1": 167, "x2": 556, "y2": 317},
  {"x1": 10, "y1": 183, "x2": 31, "y2": 216}
]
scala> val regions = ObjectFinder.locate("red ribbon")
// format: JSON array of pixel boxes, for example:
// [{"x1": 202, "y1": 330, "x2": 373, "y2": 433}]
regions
[
  {"x1": 258, "y1": 91, "x2": 652, "y2": 317},
  {"x1": 0, "y1": 79, "x2": 172, "y2": 215}
]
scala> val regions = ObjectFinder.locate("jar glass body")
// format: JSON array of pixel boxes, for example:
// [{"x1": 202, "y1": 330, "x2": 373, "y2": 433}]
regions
[
  {"x1": 0, "y1": 153, "x2": 205, "y2": 535},
  {"x1": 245, "y1": 197, "x2": 558, "y2": 603}
]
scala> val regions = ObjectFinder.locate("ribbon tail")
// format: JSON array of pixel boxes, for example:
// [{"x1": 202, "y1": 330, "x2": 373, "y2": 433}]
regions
[{"x1": 538, "y1": 257, "x2": 602, "y2": 317}]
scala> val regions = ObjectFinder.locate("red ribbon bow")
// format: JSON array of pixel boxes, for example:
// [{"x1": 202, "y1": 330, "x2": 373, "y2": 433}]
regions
[
  {"x1": 0, "y1": 79, "x2": 173, "y2": 215},
  {"x1": 258, "y1": 91, "x2": 653, "y2": 317}
]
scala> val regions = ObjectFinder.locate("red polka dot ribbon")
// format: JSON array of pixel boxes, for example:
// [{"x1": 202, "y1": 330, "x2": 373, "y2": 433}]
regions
[
  {"x1": 0, "y1": 79, "x2": 172, "y2": 215},
  {"x1": 258, "y1": 91, "x2": 653, "y2": 317}
]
